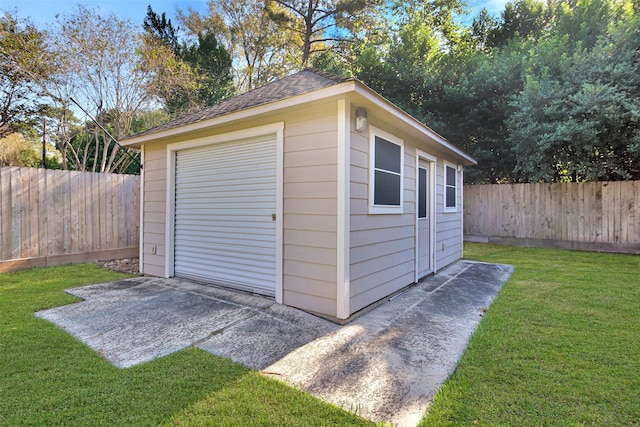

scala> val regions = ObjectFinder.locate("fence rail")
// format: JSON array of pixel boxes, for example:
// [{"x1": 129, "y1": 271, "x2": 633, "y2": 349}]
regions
[
  {"x1": 0, "y1": 167, "x2": 140, "y2": 272},
  {"x1": 464, "y1": 181, "x2": 640, "y2": 254}
]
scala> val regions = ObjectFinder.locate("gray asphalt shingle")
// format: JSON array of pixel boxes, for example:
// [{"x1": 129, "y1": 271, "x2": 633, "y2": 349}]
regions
[{"x1": 126, "y1": 68, "x2": 351, "y2": 139}]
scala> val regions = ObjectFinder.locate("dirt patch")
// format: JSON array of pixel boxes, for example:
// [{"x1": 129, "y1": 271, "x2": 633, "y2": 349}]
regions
[{"x1": 98, "y1": 258, "x2": 140, "y2": 274}]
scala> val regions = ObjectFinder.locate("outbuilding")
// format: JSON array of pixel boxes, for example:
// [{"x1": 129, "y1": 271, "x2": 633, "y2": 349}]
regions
[{"x1": 122, "y1": 69, "x2": 476, "y2": 321}]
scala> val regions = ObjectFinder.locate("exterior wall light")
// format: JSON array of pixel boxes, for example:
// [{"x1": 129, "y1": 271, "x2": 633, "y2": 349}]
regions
[{"x1": 355, "y1": 108, "x2": 368, "y2": 133}]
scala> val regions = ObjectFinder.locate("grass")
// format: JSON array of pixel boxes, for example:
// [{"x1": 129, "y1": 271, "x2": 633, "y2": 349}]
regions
[
  {"x1": 420, "y1": 243, "x2": 640, "y2": 426},
  {"x1": 2, "y1": 246, "x2": 639, "y2": 426},
  {"x1": 0, "y1": 264, "x2": 371, "y2": 426}
]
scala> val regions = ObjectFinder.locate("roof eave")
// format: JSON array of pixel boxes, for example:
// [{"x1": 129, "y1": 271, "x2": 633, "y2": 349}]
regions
[
  {"x1": 121, "y1": 80, "x2": 359, "y2": 147},
  {"x1": 352, "y1": 83, "x2": 477, "y2": 166},
  {"x1": 122, "y1": 79, "x2": 477, "y2": 166}
]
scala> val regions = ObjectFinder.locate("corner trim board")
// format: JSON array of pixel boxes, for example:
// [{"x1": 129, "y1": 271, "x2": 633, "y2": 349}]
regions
[{"x1": 336, "y1": 99, "x2": 351, "y2": 319}]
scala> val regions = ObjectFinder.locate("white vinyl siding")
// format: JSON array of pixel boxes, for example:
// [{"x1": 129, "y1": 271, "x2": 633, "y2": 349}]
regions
[{"x1": 174, "y1": 136, "x2": 277, "y2": 295}]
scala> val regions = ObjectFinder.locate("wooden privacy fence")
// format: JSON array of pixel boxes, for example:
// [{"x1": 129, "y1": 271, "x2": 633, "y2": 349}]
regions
[
  {"x1": 0, "y1": 167, "x2": 140, "y2": 272},
  {"x1": 464, "y1": 181, "x2": 640, "y2": 254}
]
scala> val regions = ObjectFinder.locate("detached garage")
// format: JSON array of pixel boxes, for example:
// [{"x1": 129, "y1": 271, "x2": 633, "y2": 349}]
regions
[{"x1": 122, "y1": 69, "x2": 476, "y2": 321}]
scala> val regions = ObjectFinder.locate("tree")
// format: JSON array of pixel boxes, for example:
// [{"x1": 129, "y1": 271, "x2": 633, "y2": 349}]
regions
[
  {"x1": 0, "y1": 13, "x2": 50, "y2": 138},
  {"x1": 144, "y1": 5, "x2": 234, "y2": 111},
  {"x1": 491, "y1": 0, "x2": 549, "y2": 48},
  {"x1": 508, "y1": 8, "x2": 640, "y2": 181},
  {"x1": 265, "y1": 0, "x2": 379, "y2": 66},
  {"x1": 181, "y1": 32, "x2": 234, "y2": 107},
  {"x1": 178, "y1": 0, "x2": 299, "y2": 92},
  {"x1": 417, "y1": 41, "x2": 530, "y2": 184},
  {"x1": 143, "y1": 5, "x2": 179, "y2": 50},
  {"x1": 48, "y1": 5, "x2": 149, "y2": 173},
  {"x1": 0, "y1": 132, "x2": 41, "y2": 167}
]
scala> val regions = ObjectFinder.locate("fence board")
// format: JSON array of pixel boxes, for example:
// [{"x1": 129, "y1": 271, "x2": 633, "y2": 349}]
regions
[
  {"x1": 11, "y1": 168, "x2": 21, "y2": 259},
  {"x1": 464, "y1": 181, "x2": 640, "y2": 254},
  {"x1": 0, "y1": 167, "x2": 139, "y2": 270},
  {"x1": 38, "y1": 170, "x2": 47, "y2": 256}
]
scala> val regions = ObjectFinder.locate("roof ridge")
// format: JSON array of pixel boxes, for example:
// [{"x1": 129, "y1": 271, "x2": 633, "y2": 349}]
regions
[{"x1": 301, "y1": 67, "x2": 353, "y2": 83}]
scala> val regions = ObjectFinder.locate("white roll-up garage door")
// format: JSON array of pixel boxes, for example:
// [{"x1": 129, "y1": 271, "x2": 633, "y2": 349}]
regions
[{"x1": 174, "y1": 135, "x2": 277, "y2": 295}]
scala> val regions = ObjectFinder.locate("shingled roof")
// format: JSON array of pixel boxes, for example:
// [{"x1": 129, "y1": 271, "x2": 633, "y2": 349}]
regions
[{"x1": 127, "y1": 68, "x2": 352, "y2": 139}]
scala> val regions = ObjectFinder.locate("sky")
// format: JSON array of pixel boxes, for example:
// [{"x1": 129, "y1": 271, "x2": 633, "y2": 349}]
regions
[
  {"x1": 0, "y1": 0, "x2": 210, "y2": 27},
  {"x1": 1, "y1": 0, "x2": 511, "y2": 29}
]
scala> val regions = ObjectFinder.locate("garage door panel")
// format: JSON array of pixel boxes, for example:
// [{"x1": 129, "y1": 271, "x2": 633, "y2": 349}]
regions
[
  {"x1": 174, "y1": 136, "x2": 277, "y2": 295},
  {"x1": 175, "y1": 251, "x2": 275, "y2": 273},
  {"x1": 176, "y1": 199, "x2": 276, "y2": 209},
  {"x1": 175, "y1": 234, "x2": 276, "y2": 248},
  {"x1": 177, "y1": 185, "x2": 275, "y2": 196},
  {"x1": 175, "y1": 253, "x2": 275, "y2": 274},
  {"x1": 176, "y1": 230, "x2": 276, "y2": 243}
]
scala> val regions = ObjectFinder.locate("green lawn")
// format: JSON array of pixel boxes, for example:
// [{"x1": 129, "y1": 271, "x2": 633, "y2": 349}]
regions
[
  {"x1": 0, "y1": 264, "x2": 370, "y2": 426},
  {"x1": 2, "y1": 246, "x2": 639, "y2": 426},
  {"x1": 421, "y1": 243, "x2": 640, "y2": 426}
]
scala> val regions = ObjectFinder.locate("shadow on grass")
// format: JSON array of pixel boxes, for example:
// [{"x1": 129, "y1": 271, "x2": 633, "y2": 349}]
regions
[{"x1": 0, "y1": 264, "x2": 370, "y2": 426}]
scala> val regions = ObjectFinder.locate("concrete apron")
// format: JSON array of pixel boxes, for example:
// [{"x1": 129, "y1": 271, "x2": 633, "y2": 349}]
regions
[{"x1": 36, "y1": 260, "x2": 513, "y2": 427}]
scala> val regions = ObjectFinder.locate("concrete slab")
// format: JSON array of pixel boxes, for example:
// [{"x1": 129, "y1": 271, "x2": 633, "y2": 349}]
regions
[
  {"x1": 35, "y1": 260, "x2": 513, "y2": 426},
  {"x1": 264, "y1": 261, "x2": 513, "y2": 426},
  {"x1": 37, "y1": 277, "x2": 261, "y2": 368}
]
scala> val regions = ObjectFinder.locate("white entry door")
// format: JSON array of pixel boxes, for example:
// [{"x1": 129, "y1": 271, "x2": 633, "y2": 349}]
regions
[
  {"x1": 417, "y1": 159, "x2": 432, "y2": 278},
  {"x1": 173, "y1": 136, "x2": 277, "y2": 296}
]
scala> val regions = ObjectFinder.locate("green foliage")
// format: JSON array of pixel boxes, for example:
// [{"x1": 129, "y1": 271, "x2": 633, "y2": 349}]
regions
[
  {"x1": 143, "y1": 5, "x2": 179, "y2": 51},
  {"x1": 353, "y1": 0, "x2": 639, "y2": 183},
  {"x1": 130, "y1": 109, "x2": 172, "y2": 134},
  {"x1": 0, "y1": 13, "x2": 50, "y2": 138},
  {"x1": 508, "y1": 3, "x2": 640, "y2": 181},
  {"x1": 4, "y1": 0, "x2": 640, "y2": 182},
  {"x1": 0, "y1": 132, "x2": 41, "y2": 167},
  {"x1": 143, "y1": 6, "x2": 234, "y2": 114},
  {"x1": 265, "y1": 0, "x2": 381, "y2": 66},
  {"x1": 421, "y1": 243, "x2": 640, "y2": 425},
  {"x1": 311, "y1": 50, "x2": 354, "y2": 76},
  {"x1": 180, "y1": 32, "x2": 235, "y2": 109}
]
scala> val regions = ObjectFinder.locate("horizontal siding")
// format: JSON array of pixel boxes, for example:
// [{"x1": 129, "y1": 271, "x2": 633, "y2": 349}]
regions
[
  {"x1": 284, "y1": 213, "x2": 336, "y2": 232},
  {"x1": 282, "y1": 103, "x2": 338, "y2": 317},
  {"x1": 284, "y1": 244, "x2": 337, "y2": 266},
  {"x1": 283, "y1": 289, "x2": 335, "y2": 317},
  {"x1": 350, "y1": 248, "x2": 414, "y2": 283},
  {"x1": 282, "y1": 275, "x2": 336, "y2": 299},
  {"x1": 284, "y1": 198, "x2": 337, "y2": 215},
  {"x1": 350, "y1": 271, "x2": 415, "y2": 313},
  {"x1": 349, "y1": 124, "x2": 417, "y2": 313},
  {"x1": 435, "y1": 160, "x2": 463, "y2": 270},
  {"x1": 285, "y1": 165, "x2": 337, "y2": 182},
  {"x1": 284, "y1": 229, "x2": 336, "y2": 248},
  {"x1": 350, "y1": 237, "x2": 414, "y2": 264},
  {"x1": 285, "y1": 145, "x2": 337, "y2": 167},
  {"x1": 351, "y1": 224, "x2": 414, "y2": 247},
  {"x1": 142, "y1": 144, "x2": 167, "y2": 276}
]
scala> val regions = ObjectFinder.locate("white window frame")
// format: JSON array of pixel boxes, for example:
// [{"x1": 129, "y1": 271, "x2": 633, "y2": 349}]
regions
[
  {"x1": 444, "y1": 161, "x2": 458, "y2": 213},
  {"x1": 369, "y1": 126, "x2": 404, "y2": 214}
]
